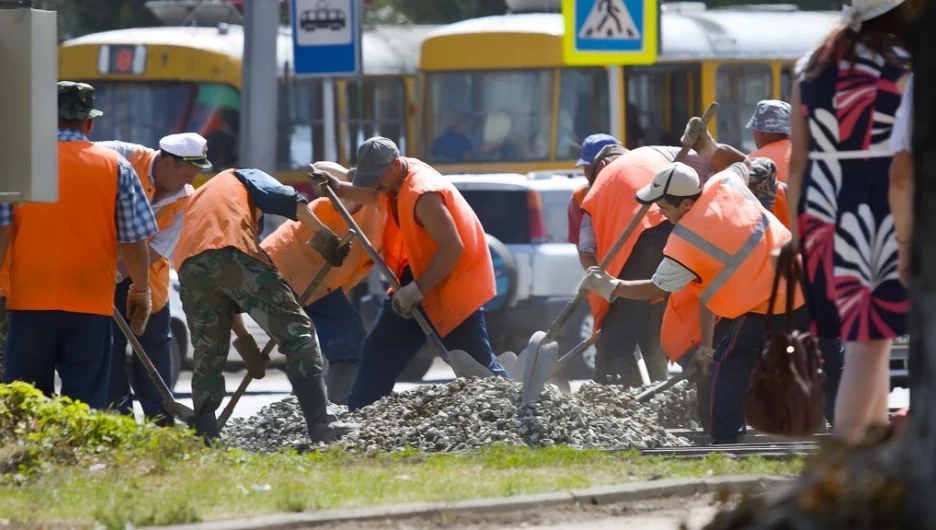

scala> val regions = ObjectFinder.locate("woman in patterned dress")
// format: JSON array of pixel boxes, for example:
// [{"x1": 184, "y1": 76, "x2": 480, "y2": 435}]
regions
[{"x1": 787, "y1": 0, "x2": 911, "y2": 443}]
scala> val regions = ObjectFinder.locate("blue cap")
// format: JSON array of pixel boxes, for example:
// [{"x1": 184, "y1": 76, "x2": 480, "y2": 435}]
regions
[{"x1": 576, "y1": 134, "x2": 620, "y2": 167}]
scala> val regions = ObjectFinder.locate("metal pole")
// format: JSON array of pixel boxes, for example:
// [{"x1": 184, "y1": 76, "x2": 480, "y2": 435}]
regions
[
  {"x1": 323, "y1": 78, "x2": 338, "y2": 162},
  {"x1": 240, "y1": 0, "x2": 279, "y2": 174}
]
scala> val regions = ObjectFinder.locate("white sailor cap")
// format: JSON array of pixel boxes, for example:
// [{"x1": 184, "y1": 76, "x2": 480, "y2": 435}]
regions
[{"x1": 159, "y1": 132, "x2": 212, "y2": 170}]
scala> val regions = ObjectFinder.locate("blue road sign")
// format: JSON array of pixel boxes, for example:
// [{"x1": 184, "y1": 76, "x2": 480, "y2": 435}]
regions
[
  {"x1": 562, "y1": 0, "x2": 658, "y2": 65},
  {"x1": 291, "y1": 0, "x2": 361, "y2": 77}
]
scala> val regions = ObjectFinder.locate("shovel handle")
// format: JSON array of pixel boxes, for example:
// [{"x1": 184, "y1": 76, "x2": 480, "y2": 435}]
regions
[
  {"x1": 636, "y1": 370, "x2": 691, "y2": 403},
  {"x1": 217, "y1": 339, "x2": 276, "y2": 430},
  {"x1": 318, "y1": 184, "x2": 452, "y2": 363},
  {"x1": 113, "y1": 308, "x2": 175, "y2": 403}
]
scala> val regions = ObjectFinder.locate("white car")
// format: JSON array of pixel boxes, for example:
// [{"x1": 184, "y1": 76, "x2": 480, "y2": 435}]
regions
[{"x1": 357, "y1": 171, "x2": 597, "y2": 380}]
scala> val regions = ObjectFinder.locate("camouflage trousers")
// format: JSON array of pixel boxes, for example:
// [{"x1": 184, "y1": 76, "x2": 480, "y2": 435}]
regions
[{"x1": 178, "y1": 247, "x2": 324, "y2": 417}]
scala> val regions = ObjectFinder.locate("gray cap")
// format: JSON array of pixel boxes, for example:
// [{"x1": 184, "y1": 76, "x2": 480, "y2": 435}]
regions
[
  {"x1": 352, "y1": 137, "x2": 400, "y2": 187},
  {"x1": 746, "y1": 100, "x2": 792, "y2": 135}
]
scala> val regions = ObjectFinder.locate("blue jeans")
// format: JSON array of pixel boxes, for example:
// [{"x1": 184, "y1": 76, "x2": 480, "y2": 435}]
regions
[
  {"x1": 4, "y1": 309, "x2": 113, "y2": 409},
  {"x1": 347, "y1": 270, "x2": 507, "y2": 411},
  {"x1": 303, "y1": 288, "x2": 364, "y2": 365},
  {"x1": 109, "y1": 279, "x2": 174, "y2": 425}
]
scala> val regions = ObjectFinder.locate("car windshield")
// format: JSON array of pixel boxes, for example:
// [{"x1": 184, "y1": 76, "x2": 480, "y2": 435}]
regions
[
  {"x1": 458, "y1": 189, "x2": 531, "y2": 244},
  {"x1": 427, "y1": 70, "x2": 553, "y2": 164},
  {"x1": 84, "y1": 81, "x2": 242, "y2": 171}
]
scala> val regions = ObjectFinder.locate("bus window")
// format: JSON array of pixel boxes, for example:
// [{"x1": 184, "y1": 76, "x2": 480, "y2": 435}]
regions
[
  {"x1": 346, "y1": 79, "x2": 406, "y2": 163},
  {"x1": 427, "y1": 70, "x2": 553, "y2": 163},
  {"x1": 87, "y1": 81, "x2": 241, "y2": 171},
  {"x1": 277, "y1": 79, "x2": 327, "y2": 170},
  {"x1": 781, "y1": 67, "x2": 793, "y2": 100},
  {"x1": 557, "y1": 68, "x2": 609, "y2": 160},
  {"x1": 716, "y1": 64, "x2": 773, "y2": 153},
  {"x1": 624, "y1": 66, "x2": 701, "y2": 148}
]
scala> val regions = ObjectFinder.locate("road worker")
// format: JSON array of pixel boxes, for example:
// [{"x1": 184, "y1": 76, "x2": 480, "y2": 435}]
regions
[
  {"x1": 173, "y1": 166, "x2": 356, "y2": 441},
  {"x1": 247, "y1": 161, "x2": 384, "y2": 405},
  {"x1": 0, "y1": 82, "x2": 157, "y2": 410},
  {"x1": 578, "y1": 154, "x2": 807, "y2": 444},
  {"x1": 568, "y1": 134, "x2": 620, "y2": 257},
  {"x1": 578, "y1": 123, "x2": 745, "y2": 386},
  {"x1": 310, "y1": 137, "x2": 508, "y2": 411},
  {"x1": 96, "y1": 133, "x2": 208, "y2": 426},
  {"x1": 748, "y1": 100, "x2": 792, "y2": 183}
]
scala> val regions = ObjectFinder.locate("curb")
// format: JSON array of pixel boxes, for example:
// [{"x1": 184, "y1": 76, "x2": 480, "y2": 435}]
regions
[{"x1": 147, "y1": 475, "x2": 791, "y2": 530}]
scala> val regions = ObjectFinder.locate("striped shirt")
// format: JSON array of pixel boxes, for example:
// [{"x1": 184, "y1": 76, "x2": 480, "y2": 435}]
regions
[{"x1": 0, "y1": 129, "x2": 158, "y2": 244}]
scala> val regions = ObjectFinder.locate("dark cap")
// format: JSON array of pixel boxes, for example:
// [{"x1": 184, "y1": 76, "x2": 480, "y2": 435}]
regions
[
  {"x1": 576, "y1": 133, "x2": 619, "y2": 167},
  {"x1": 58, "y1": 81, "x2": 104, "y2": 120},
  {"x1": 352, "y1": 137, "x2": 401, "y2": 187}
]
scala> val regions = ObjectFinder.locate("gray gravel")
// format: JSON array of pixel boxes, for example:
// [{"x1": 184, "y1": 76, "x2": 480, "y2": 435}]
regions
[
  {"x1": 628, "y1": 380, "x2": 702, "y2": 431},
  {"x1": 223, "y1": 378, "x2": 698, "y2": 454}
]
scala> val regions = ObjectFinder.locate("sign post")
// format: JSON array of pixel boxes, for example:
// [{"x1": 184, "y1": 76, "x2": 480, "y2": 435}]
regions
[
  {"x1": 562, "y1": 0, "x2": 658, "y2": 65},
  {"x1": 291, "y1": 0, "x2": 363, "y2": 162}
]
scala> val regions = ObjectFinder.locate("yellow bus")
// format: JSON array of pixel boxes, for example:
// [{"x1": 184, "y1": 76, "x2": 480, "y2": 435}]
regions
[
  {"x1": 419, "y1": 2, "x2": 840, "y2": 174},
  {"x1": 58, "y1": 22, "x2": 436, "y2": 196}
]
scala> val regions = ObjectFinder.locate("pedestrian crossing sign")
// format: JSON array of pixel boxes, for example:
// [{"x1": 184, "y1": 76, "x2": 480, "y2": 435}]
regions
[{"x1": 562, "y1": 0, "x2": 658, "y2": 65}]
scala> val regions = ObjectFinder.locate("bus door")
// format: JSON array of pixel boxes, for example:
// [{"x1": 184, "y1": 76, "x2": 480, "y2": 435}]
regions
[{"x1": 623, "y1": 64, "x2": 702, "y2": 149}]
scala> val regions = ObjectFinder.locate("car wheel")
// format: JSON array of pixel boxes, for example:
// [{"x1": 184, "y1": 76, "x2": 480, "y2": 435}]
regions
[
  {"x1": 400, "y1": 345, "x2": 434, "y2": 381},
  {"x1": 561, "y1": 308, "x2": 597, "y2": 381},
  {"x1": 484, "y1": 234, "x2": 518, "y2": 312}
]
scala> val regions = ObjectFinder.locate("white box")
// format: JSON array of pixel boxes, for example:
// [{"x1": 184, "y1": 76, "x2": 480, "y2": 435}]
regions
[{"x1": 0, "y1": 7, "x2": 58, "y2": 203}]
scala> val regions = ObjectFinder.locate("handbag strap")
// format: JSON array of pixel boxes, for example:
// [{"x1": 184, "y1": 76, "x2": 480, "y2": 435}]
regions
[{"x1": 764, "y1": 244, "x2": 797, "y2": 334}]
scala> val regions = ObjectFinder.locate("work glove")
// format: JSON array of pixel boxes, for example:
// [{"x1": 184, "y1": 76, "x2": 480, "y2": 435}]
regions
[
  {"x1": 308, "y1": 167, "x2": 341, "y2": 198},
  {"x1": 680, "y1": 117, "x2": 718, "y2": 160},
  {"x1": 126, "y1": 284, "x2": 152, "y2": 335},
  {"x1": 678, "y1": 345, "x2": 715, "y2": 381},
  {"x1": 391, "y1": 282, "x2": 424, "y2": 319},
  {"x1": 578, "y1": 266, "x2": 621, "y2": 303},
  {"x1": 233, "y1": 334, "x2": 269, "y2": 380},
  {"x1": 310, "y1": 228, "x2": 351, "y2": 267}
]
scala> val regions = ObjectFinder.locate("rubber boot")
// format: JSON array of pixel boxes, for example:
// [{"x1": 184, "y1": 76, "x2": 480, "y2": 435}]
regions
[
  {"x1": 189, "y1": 411, "x2": 221, "y2": 445},
  {"x1": 325, "y1": 361, "x2": 358, "y2": 406},
  {"x1": 288, "y1": 371, "x2": 358, "y2": 443}
]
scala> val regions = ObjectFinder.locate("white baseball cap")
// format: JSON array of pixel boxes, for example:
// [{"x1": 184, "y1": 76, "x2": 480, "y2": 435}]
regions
[
  {"x1": 311, "y1": 161, "x2": 351, "y2": 183},
  {"x1": 635, "y1": 162, "x2": 702, "y2": 205},
  {"x1": 159, "y1": 132, "x2": 212, "y2": 170}
]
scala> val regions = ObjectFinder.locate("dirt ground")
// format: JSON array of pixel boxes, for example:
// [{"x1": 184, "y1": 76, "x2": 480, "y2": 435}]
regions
[{"x1": 307, "y1": 493, "x2": 736, "y2": 530}]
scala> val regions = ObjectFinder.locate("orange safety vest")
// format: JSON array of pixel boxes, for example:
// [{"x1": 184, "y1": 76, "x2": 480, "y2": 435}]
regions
[
  {"x1": 660, "y1": 289, "x2": 705, "y2": 362},
  {"x1": 663, "y1": 169, "x2": 804, "y2": 319},
  {"x1": 751, "y1": 139, "x2": 791, "y2": 184},
  {"x1": 0, "y1": 252, "x2": 9, "y2": 298},
  {"x1": 579, "y1": 146, "x2": 671, "y2": 330},
  {"x1": 174, "y1": 169, "x2": 265, "y2": 270},
  {"x1": 8, "y1": 141, "x2": 119, "y2": 315},
  {"x1": 261, "y1": 198, "x2": 383, "y2": 305},
  {"x1": 394, "y1": 158, "x2": 496, "y2": 337},
  {"x1": 119, "y1": 146, "x2": 191, "y2": 312},
  {"x1": 772, "y1": 181, "x2": 791, "y2": 229},
  {"x1": 571, "y1": 183, "x2": 588, "y2": 209}
]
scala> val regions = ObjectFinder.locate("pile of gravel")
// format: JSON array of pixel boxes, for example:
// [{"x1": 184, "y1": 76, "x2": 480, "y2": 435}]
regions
[
  {"x1": 223, "y1": 378, "x2": 694, "y2": 454},
  {"x1": 628, "y1": 380, "x2": 701, "y2": 431}
]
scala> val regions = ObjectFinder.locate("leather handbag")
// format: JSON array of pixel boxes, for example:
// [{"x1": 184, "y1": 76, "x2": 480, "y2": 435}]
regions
[{"x1": 744, "y1": 243, "x2": 826, "y2": 437}]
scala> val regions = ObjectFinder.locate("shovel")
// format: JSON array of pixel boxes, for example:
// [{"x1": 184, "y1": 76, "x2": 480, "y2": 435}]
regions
[
  {"x1": 217, "y1": 231, "x2": 356, "y2": 431},
  {"x1": 113, "y1": 308, "x2": 195, "y2": 423},
  {"x1": 317, "y1": 182, "x2": 495, "y2": 379},
  {"x1": 518, "y1": 103, "x2": 719, "y2": 404},
  {"x1": 635, "y1": 370, "x2": 692, "y2": 403}
]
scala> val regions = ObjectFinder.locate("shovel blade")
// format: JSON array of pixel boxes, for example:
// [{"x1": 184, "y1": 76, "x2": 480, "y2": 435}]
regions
[
  {"x1": 521, "y1": 338, "x2": 558, "y2": 408},
  {"x1": 449, "y1": 349, "x2": 496, "y2": 379},
  {"x1": 164, "y1": 401, "x2": 196, "y2": 423},
  {"x1": 512, "y1": 331, "x2": 545, "y2": 382},
  {"x1": 496, "y1": 351, "x2": 518, "y2": 375}
]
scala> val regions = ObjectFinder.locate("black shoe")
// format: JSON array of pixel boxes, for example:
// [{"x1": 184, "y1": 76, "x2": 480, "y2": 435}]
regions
[
  {"x1": 189, "y1": 411, "x2": 220, "y2": 445},
  {"x1": 325, "y1": 361, "x2": 358, "y2": 406},
  {"x1": 287, "y1": 372, "x2": 358, "y2": 443}
]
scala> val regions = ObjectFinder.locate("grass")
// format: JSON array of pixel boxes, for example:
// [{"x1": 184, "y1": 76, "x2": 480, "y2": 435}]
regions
[
  {"x1": 0, "y1": 447, "x2": 803, "y2": 528},
  {"x1": 0, "y1": 381, "x2": 805, "y2": 529}
]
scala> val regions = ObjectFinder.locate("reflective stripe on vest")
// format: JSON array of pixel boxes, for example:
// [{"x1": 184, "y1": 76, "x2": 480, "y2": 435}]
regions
[{"x1": 672, "y1": 213, "x2": 769, "y2": 306}]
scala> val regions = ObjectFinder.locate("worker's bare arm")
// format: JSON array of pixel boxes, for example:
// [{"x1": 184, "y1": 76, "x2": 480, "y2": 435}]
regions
[
  {"x1": 331, "y1": 180, "x2": 381, "y2": 206},
  {"x1": 120, "y1": 240, "x2": 151, "y2": 292},
  {"x1": 413, "y1": 192, "x2": 463, "y2": 294},
  {"x1": 611, "y1": 279, "x2": 668, "y2": 301}
]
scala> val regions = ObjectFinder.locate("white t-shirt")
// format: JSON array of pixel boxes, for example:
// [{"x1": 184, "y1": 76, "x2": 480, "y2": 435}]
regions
[{"x1": 890, "y1": 74, "x2": 913, "y2": 155}]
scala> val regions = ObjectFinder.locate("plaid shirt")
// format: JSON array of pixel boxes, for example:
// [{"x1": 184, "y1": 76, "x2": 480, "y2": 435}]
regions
[{"x1": 0, "y1": 129, "x2": 158, "y2": 243}]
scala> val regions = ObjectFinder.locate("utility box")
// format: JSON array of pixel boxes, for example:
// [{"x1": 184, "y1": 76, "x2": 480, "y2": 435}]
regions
[{"x1": 0, "y1": 6, "x2": 58, "y2": 203}]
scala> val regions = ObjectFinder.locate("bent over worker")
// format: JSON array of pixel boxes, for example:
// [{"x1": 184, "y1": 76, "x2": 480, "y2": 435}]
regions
[
  {"x1": 578, "y1": 158, "x2": 806, "y2": 444},
  {"x1": 578, "y1": 122, "x2": 745, "y2": 386},
  {"x1": 173, "y1": 167, "x2": 356, "y2": 441},
  {"x1": 311, "y1": 137, "x2": 508, "y2": 411},
  {"x1": 99, "y1": 133, "x2": 208, "y2": 425},
  {"x1": 257, "y1": 161, "x2": 383, "y2": 405},
  {"x1": 568, "y1": 134, "x2": 620, "y2": 250},
  {"x1": 0, "y1": 82, "x2": 157, "y2": 410}
]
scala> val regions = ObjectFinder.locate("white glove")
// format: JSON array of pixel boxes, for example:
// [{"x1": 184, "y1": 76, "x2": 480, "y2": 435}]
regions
[
  {"x1": 579, "y1": 267, "x2": 621, "y2": 303},
  {"x1": 680, "y1": 117, "x2": 718, "y2": 159},
  {"x1": 391, "y1": 282, "x2": 424, "y2": 319}
]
